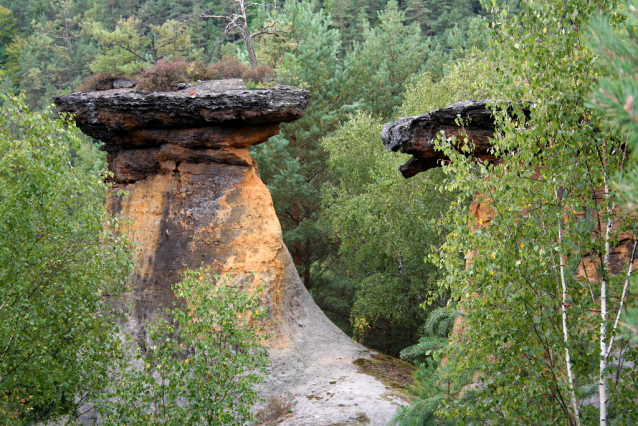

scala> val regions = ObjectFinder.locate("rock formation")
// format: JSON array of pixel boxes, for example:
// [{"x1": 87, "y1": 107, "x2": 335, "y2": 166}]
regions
[
  {"x1": 382, "y1": 99, "x2": 636, "y2": 281},
  {"x1": 55, "y1": 79, "x2": 409, "y2": 425},
  {"x1": 382, "y1": 100, "x2": 530, "y2": 177}
]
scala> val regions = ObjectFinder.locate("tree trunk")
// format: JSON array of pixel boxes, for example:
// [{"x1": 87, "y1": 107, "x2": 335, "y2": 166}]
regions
[
  {"x1": 241, "y1": 25, "x2": 258, "y2": 69},
  {"x1": 304, "y1": 239, "x2": 311, "y2": 288}
]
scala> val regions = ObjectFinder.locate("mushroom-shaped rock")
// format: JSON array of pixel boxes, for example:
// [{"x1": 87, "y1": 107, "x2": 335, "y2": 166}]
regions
[
  {"x1": 55, "y1": 80, "x2": 408, "y2": 425},
  {"x1": 382, "y1": 100, "x2": 530, "y2": 177}
]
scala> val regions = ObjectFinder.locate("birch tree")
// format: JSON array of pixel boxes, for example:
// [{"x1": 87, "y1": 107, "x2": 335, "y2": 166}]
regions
[
  {"x1": 589, "y1": 1, "x2": 638, "y2": 423},
  {"x1": 417, "y1": 0, "x2": 638, "y2": 424},
  {"x1": 0, "y1": 92, "x2": 132, "y2": 425}
]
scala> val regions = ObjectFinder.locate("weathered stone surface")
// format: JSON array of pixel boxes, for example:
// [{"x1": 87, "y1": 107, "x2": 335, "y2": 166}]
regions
[
  {"x1": 56, "y1": 80, "x2": 408, "y2": 425},
  {"x1": 381, "y1": 99, "x2": 530, "y2": 177},
  {"x1": 55, "y1": 79, "x2": 308, "y2": 148}
]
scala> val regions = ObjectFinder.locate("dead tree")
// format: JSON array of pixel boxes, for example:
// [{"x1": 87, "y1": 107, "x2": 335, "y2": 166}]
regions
[{"x1": 200, "y1": 0, "x2": 278, "y2": 69}]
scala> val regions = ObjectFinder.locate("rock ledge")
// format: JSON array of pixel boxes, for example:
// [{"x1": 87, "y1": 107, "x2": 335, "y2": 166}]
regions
[{"x1": 382, "y1": 100, "x2": 530, "y2": 177}]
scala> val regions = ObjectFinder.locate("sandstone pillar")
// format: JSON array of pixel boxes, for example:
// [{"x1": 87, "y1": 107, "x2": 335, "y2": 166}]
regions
[{"x1": 55, "y1": 80, "x2": 409, "y2": 425}]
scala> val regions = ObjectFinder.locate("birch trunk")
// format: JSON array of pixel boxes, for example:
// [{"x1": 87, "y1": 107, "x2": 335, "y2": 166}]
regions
[{"x1": 556, "y1": 200, "x2": 581, "y2": 426}]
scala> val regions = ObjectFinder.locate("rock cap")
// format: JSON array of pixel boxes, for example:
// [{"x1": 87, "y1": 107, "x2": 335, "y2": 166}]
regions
[{"x1": 54, "y1": 79, "x2": 309, "y2": 151}]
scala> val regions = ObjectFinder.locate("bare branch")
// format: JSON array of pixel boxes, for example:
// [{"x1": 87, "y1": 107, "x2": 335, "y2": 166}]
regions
[
  {"x1": 250, "y1": 20, "x2": 280, "y2": 38},
  {"x1": 199, "y1": 13, "x2": 234, "y2": 21},
  {"x1": 244, "y1": 2, "x2": 277, "y2": 9}
]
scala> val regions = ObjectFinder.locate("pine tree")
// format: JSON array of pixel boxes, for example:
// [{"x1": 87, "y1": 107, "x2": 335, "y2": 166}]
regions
[
  {"x1": 251, "y1": 0, "x2": 346, "y2": 290},
  {"x1": 403, "y1": 0, "x2": 432, "y2": 34},
  {"x1": 343, "y1": 0, "x2": 426, "y2": 119}
]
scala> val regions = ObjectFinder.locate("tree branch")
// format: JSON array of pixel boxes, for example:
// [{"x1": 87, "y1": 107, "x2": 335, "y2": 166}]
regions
[
  {"x1": 250, "y1": 20, "x2": 280, "y2": 38},
  {"x1": 604, "y1": 239, "x2": 638, "y2": 360}
]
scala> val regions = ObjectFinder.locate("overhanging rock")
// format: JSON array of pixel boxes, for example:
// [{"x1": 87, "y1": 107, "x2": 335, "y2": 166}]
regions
[
  {"x1": 55, "y1": 79, "x2": 409, "y2": 425},
  {"x1": 381, "y1": 99, "x2": 530, "y2": 177}
]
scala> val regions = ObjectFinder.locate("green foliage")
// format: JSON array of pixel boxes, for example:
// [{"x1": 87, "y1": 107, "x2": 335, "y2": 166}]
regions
[
  {"x1": 0, "y1": 92, "x2": 132, "y2": 424},
  {"x1": 251, "y1": 0, "x2": 346, "y2": 291},
  {"x1": 7, "y1": 0, "x2": 98, "y2": 108},
  {"x1": 322, "y1": 112, "x2": 453, "y2": 353},
  {"x1": 252, "y1": 1, "x2": 444, "y2": 353},
  {"x1": 399, "y1": 306, "x2": 459, "y2": 362},
  {"x1": 588, "y1": 0, "x2": 638, "y2": 212},
  {"x1": 428, "y1": 0, "x2": 638, "y2": 424},
  {"x1": 71, "y1": 135, "x2": 107, "y2": 176},
  {"x1": 84, "y1": 17, "x2": 151, "y2": 76},
  {"x1": 342, "y1": 0, "x2": 426, "y2": 119},
  {"x1": 588, "y1": 0, "x2": 638, "y2": 362},
  {"x1": 423, "y1": 307, "x2": 458, "y2": 338},
  {"x1": 388, "y1": 362, "x2": 451, "y2": 426},
  {"x1": 420, "y1": 16, "x2": 492, "y2": 81},
  {"x1": 391, "y1": 307, "x2": 460, "y2": 426},
  {"x1": 400, "y1": 50, "x2": 496, "y2": 117},
  {"x1": 0, "y1": 5, "x2": 17, "y2": 65},
  {"x1": 85, "y1": 16, "x2": 201, "y2": 76},
  {"x1": 97, "y1": 266, "x2": 269, "y2": 426}
]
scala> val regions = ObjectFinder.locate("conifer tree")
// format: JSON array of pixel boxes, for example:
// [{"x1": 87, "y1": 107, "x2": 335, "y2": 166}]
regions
[
  {"x1": 342, "y1": 0, "x2": 426, "y2": 119},
  {"x1": 251, "y1": 0, "x2": 346, "y2": 290}
]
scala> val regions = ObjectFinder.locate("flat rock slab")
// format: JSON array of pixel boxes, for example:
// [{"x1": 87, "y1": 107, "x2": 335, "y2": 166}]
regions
[{"x1": 55, "y1": 79, "x2": 308, "y2": 148}]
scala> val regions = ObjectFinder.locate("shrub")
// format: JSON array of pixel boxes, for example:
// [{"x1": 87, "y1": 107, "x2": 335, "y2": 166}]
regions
[
  {"x1": 0, "y1": 92, "x2": 132, "y2": 424},
  {"x1": 242, "y1": 65, "x2": 275, "y2": 84},
  {"x1": 187, "y1": 61, "x2": 220, "y2": 81},
  {"x1": 97, "y1": 266, "x2": 269, "y2": 426},
  {"x1": 136, "y1": 59, "x2": 189, "y2": 93},
  {"x1": 256, "y1": 392, "x2": 294, "y2": 425},
  {"x1": 210, "y1": 55, "x2": 249, "y2": 79},
  {"x1": 78, "y1": 72, "x2": 128, "y2": 92}
]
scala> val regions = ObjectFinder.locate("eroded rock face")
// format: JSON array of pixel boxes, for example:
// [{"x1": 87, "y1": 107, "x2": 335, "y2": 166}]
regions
[
  {"x1": 56, "y1": 80, "x2": 309, "y2": 341},
  {"x1": 383, "y1": 100, "x2": 637, "y2": 286},
  {"x1": 55, "y1": 80, "x2": 408, "y2": 425},
  {"x1": 381, "y1": 100, "x2": 530, "y2": 177}
]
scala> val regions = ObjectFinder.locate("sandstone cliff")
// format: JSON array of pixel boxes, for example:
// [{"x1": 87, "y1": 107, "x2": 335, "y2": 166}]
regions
[{"x1": 55, "y1": 79, "x2": 409, "y2": 425}]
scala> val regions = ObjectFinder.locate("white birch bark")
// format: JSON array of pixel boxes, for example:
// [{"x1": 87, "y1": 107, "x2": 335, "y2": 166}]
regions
[
  {"x1": 557, "y1": 208, "x2": 581, "y2": 426},
  {"x1": 599, "y1": 144, "x2": 614, "y2": 426}
]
